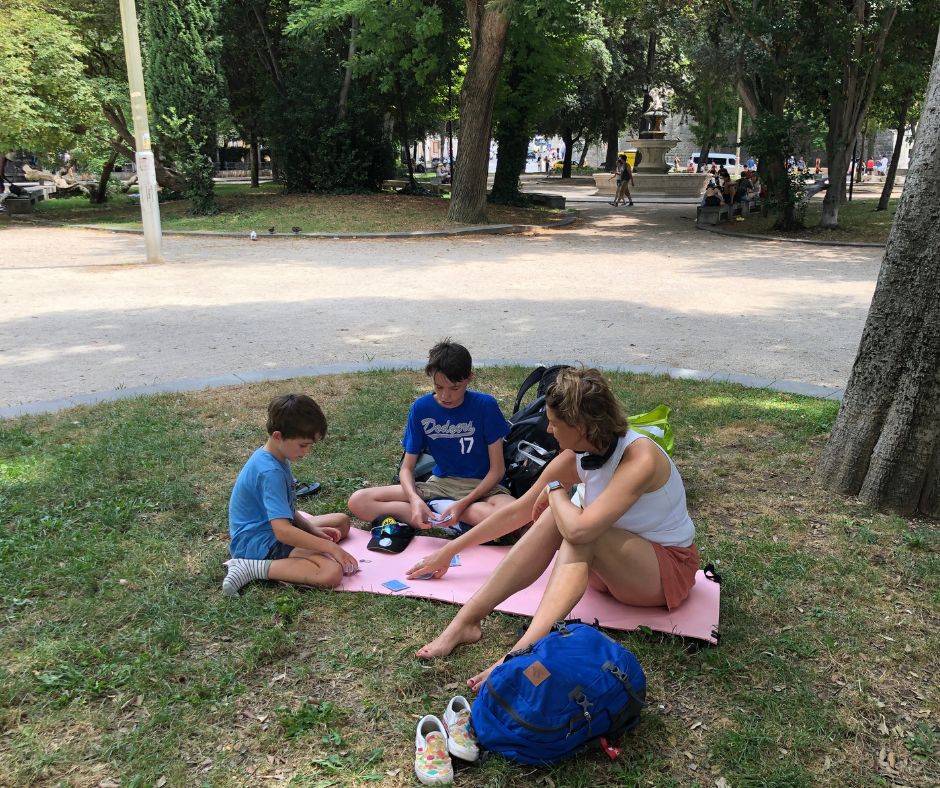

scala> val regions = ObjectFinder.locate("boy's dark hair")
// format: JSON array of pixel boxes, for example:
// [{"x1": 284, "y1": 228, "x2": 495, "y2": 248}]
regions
[
  {"x1": 425, "y1": 338, "x2": 472, "y2": 382},
  {"x1": 266, "y1": 394, "x2": 327, "y2": 440}
]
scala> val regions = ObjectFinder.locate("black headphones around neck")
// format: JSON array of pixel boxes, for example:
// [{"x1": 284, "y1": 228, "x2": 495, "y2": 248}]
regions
[{"x1": 577, "y1": 437, "x2": 619, "y2": 470}]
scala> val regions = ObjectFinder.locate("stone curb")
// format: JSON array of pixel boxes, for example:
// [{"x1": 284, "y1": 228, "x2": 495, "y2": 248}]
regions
[
  {"x1": 0, "y1": 361, "x2": 843, "y2": 419},
  {"x1": 696, "y1": 221, "x2": 885, "y2": 248},
  {"x1": 12, "y1": 213, "x2": 578, "y2": 239}
]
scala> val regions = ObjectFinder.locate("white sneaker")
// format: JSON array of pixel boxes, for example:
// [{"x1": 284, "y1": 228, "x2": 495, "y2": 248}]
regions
[
  {"x1": 414, "y1": 714, "x2": 453, "y2": 785},
  {"x1": 442, "y1": 695, "x2": 479, "y2": 762}
]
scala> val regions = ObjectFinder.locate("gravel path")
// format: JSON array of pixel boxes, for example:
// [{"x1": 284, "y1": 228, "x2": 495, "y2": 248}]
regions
[{"x1": 0, "y1": 203, "x2": 882, "y2": 412}]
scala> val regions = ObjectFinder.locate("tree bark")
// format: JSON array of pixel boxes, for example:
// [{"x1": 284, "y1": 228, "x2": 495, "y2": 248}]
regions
[
  {"x1": 447, "y1": 0, "x2": 509, "y2": 224},
  {"x1": 816, "y1": 29, "x2": 940, "y2": 518},
  {"x1": 578, "y1": 141, "x2": 589, "y2": 167},
  {"x1": 338, "y1": 16, "x2": 359, "y2": 121},
  {"x1": 100, "y1": 102, "x2": 188, "y2": 193},
  {"x1": 561, "y1": 127, "x2": 574, "y2": 178},
  {"x1": 249, "y1": 132, "x2": 260, "y2": 188},
  {"x1": 90, "y1": 143, "x2": 121, "y2": 204},
  {"x1": 877, "y1": 103, "x2": 908, "y2": 212},
  {"x1": 490, "y1": 129, "x2": 527, "y2": 203}
]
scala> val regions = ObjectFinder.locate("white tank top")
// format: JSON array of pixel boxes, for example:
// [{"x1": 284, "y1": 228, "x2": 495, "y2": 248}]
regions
[{"x1": 576, "y1": 430, "x2": 695, "y2": 547}]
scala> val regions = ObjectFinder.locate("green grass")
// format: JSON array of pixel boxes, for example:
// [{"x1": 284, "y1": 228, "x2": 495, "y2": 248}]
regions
[
  {"x1": 26, "y1": 182, "x2": 563, "y2": 233},
  {"x1": 1, "y1": 369, "x2": 937, "y2": 786},
  {"x1": 718, "y1": 195, "x2": 898, "y2": 244}
]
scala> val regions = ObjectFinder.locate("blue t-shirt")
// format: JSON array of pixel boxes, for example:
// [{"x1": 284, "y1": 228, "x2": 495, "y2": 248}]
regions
[
  {"x1": 402, "y1": 391, "x2": 509, "y2": 479},
  {"x1": 228, "y1": 447, "x2": 295, "y2": 559}
]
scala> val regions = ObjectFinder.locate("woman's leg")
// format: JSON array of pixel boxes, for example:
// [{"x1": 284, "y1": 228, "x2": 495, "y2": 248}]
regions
[
  {"x1": 589, "y1": 529, "x2": 666, "y2": 607},
  {"x1": 466, "y1": 528, "x2": 664, "y2": 687},
  {"x1": 415, "y1": 509, "x2": 564, "y2": 659}
]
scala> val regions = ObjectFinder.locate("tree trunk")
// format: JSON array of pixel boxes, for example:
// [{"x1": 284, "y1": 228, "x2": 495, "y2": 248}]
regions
[
  {"x1": 338, "y1": 17, "x2": 358, "y2": 121},
  {"x1": 819, "y1": 3, "x2": 896, "y2": 228},
  {"x1": 249, "y1": 132, "x2": 259, "y2": 188},
  {"x1": 101, "y1": 101, "x2": 188, "y2": 192},
  {"x1": 816, "y1": 29, "x2": 940, "y2": 518},
  {"x1": 578, "y1": 141, "x2": 589, "y2": 167},
  {"x1": 561, "y1": 127, "x2": 574, "y2": 178},
  {"x1": 90, "y1": 144, "x2": 121, "y2": 204},
  {"x1": 447, "y1": 0, "x2": 509, "y2": 224},
  {"x1": 490, "y1": 129, "x2": 528, "y2": 204},
  {"x1": 699, "y1": 144, "x2": 711, "y2": 173},
  {"x1": 877, "y1": 104, "x2": 908, "y2": 212},
  {"x1": 603, "y1": 112, "x2": 619, "y2": 172},
  {"x1": 821, "y1": 137, "x2": 851, "y2": 227}
]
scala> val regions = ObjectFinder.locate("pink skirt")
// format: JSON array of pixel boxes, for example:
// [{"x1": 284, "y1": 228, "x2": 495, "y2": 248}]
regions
[{"x1": 651, "y1": 542, "x2": 700, "y2": 610}]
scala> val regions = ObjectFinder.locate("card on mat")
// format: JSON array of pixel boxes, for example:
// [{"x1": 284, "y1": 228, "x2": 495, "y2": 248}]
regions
[
  {"x1": 382, "y1": 579, "x2": 410, "y2": 592},
  {"x1": 450, "y1": 554, "x2": 461, "y2": 567}
]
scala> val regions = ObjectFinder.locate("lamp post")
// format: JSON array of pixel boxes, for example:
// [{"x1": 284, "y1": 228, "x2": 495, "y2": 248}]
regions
[
  {"x1": 118, "y1": 0, "x2": 162, "y2": 263},
  {"x1": 735, "y1": 106, "x2": 743, "y2": 170}
]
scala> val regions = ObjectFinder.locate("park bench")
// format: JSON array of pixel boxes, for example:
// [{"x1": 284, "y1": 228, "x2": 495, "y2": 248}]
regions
[
  {"x1": 528, "y1": 192, "x2": 566, "y2": 209},
  {"x1": 3, "y1": 197, "x2": 35, "y2": 215},
  {"x1": 381, "y1": 179, "x2": 451, "y2": 196},
  {"x1": 696, "y1": 197, "x2": 763, "y2": 225},
  {"x1": 696, "y1": 203, "x2": 730, "y2": 225}
]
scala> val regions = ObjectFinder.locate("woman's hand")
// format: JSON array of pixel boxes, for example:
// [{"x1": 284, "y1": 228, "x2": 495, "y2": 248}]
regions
[
  {"x1": 531, "y1": 485, "x2": 551, "y2": 522},
  {"x1": 405, "y1": 549, "x2": 451, "y2": 580}
]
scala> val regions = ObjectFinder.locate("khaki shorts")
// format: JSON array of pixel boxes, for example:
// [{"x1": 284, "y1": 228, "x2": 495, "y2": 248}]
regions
[{"x1": 415, "y1": 475, "x2": 512, "y2": 502}]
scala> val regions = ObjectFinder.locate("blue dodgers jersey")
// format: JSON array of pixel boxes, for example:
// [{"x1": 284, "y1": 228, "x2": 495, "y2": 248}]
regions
[
  {"x1": 228, "y1": 447, "x2": 295, "y2": 559},
  {"x1": 402, "y1": 391, "x2": 509, "y2": 479}
]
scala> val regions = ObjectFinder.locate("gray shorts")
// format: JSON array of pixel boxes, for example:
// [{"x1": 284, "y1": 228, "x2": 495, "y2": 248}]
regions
[{"x1": 415, "y1": 475, "x2": 512, "y2": 502}]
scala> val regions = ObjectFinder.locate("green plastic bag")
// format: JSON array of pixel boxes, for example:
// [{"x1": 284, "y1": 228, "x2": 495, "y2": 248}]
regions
[{"x1": 628, "y1": 404, "x2": 674, "y2": 456}]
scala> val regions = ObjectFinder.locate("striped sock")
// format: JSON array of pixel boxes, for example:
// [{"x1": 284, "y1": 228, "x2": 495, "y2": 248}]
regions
[{"x1": 222, "y1": 558, "x2": 272, "y2": 597}]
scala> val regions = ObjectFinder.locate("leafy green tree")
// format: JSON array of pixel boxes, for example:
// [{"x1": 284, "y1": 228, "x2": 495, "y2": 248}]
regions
[
  {"x1": 670, "y1": 8, "x2": 738, "y2": 170},
  {"x1": 142, "y1": 0, "x2": 226, "y2": 214},
  {"x1": 0, "y1": 0, "x2": 98, "y2": 178},
  {"x1": 289, "y1": 0, "x2": 463, "y2": 188},
  {"x1": 721, "y1": 0, "x2": 807, "y2": 229},
  {"x1": 490, "y1": 0, "x2": 603, "y2": 202},
  {"x1": 867, "y1": 1, "x2": 940, "y2": 211},
  {"x1": 796, "y1": 1, "x2": 900, "y2": 229}
]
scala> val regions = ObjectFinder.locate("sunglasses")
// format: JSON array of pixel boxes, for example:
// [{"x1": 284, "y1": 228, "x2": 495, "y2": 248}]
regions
[{"x1": 371, "y1": 522, "x2": 408, "y2": 537}]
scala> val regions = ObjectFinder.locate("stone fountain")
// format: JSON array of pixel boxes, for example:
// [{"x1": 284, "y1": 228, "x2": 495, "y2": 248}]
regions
[{"x1": 593, "y1": 92, "x2": 708, "y2": 198}]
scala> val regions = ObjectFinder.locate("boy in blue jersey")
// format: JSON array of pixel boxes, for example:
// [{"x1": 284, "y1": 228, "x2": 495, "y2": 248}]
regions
[
  {"x1": 349, "y1": 339, "x2": 514, "y2": 530},
  {"x1": 223, "y1": 394, "x2": 358, "y2": 597}
]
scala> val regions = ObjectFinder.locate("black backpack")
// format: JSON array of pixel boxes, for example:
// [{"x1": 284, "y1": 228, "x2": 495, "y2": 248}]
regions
[{"x1": 502, "y1": 365, "x2": 572, "y2": 498}]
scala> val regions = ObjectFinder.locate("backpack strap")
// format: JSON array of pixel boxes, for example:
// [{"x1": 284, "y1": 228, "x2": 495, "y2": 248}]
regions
[{"x1": 512, "y1": 366, "x2": 547, "y2": 415}]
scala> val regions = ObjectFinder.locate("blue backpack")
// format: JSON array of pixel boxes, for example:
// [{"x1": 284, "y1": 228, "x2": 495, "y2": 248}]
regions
[{"x1": 471, "y1": 622, "x2": 646, "y2": 765}]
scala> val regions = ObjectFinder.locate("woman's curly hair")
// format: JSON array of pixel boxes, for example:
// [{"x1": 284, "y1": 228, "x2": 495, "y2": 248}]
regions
[{"x1": 544, "y1": 367, "x2": 628, "y2": 452}]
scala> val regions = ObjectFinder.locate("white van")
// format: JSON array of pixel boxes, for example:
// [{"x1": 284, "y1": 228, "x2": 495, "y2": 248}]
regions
[{"x1": 691, "y1": 152, "x2": 737, "y2": 169}]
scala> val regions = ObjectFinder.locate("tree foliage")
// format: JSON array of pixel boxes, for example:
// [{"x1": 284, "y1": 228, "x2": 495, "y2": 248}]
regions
[{"x1": 0, "y1": 0, "x2": 99, "y2": 161}]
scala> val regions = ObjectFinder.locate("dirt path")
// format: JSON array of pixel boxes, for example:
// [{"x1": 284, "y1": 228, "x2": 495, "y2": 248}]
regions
[{"x1": 0, "y1": 204, "x2": 881, "y2": 410}]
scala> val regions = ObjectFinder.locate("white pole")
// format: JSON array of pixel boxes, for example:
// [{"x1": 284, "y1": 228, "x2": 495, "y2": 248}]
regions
[
  {"x1": 736, "y1": 106, "x2": 743, "y2": 169},
  {"x1": 118, "y1": 0, "x2": 162, "y2": 263}
]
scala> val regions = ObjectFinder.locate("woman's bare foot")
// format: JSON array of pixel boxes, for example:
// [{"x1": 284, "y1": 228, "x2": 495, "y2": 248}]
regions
[
  {"x1": 415, "y1": 619, "x2": 482, "y2": 660},
  {"x1": 466, "y1": 659, "x2": 501, "y2": 691}
]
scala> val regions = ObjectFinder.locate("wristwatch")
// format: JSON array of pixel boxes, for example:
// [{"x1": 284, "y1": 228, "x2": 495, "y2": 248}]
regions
[{"x1": 546, "y1": 480, "x2": 565, "y2": 493}]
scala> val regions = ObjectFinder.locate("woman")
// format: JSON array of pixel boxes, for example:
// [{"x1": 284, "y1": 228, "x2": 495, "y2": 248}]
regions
[
  {"x1": 408, "y1": 368, "x2": 699, "y2": 688},
  {"x1": 609, "y1": 154, "x2": 634, "y2": 206}
]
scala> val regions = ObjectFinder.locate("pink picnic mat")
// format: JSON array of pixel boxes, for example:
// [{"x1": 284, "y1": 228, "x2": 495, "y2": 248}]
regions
[{"x1": 336, "y1": 527, "x2": 720, "y2": 644}]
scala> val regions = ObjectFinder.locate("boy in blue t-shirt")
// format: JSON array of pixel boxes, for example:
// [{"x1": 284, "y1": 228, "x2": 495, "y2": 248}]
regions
[
  {"x1": 223, "y1": 394, "x2": 358, "y2": 597},
  {"x1": 348, "y1": 340, "x2": 514, "y2": 529}
]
